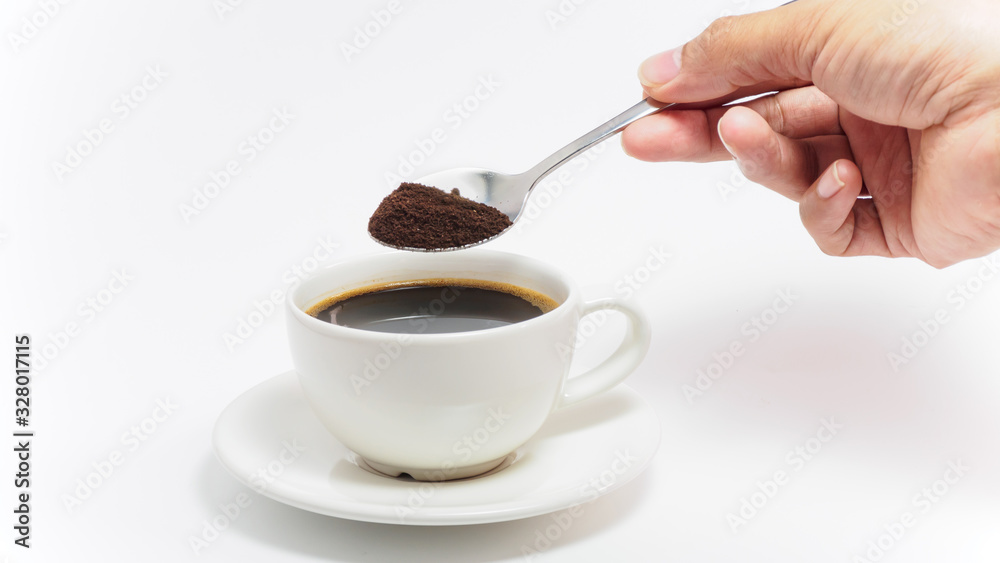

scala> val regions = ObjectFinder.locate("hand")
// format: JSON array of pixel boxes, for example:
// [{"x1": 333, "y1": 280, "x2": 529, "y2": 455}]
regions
[{"x1": 622, "y1": 0, "x2": 1000, "y2": 268}]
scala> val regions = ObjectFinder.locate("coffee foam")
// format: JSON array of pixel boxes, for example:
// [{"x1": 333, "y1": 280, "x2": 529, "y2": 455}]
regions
[{"x1": 305, "y1": 278, "x2": 560, "y2": 318}]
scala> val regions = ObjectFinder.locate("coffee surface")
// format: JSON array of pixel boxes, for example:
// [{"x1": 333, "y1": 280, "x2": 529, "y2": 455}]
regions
[
  {"x1": 367, "y1": 183, "x2": 513, "y2": 250},
  {"x1": 309, "y1": 280, "x2": 558, "y2": 334}
]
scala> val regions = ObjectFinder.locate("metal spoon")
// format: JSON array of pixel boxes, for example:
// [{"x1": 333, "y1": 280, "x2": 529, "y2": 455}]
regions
[{"x1": 375, "y1": 97, "x2": 674, "y2": 251}]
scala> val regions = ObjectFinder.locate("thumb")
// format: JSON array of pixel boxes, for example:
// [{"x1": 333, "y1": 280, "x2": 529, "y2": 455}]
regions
[{"x1": 639, "y1": 0, "x2": 829, "y2": 103}]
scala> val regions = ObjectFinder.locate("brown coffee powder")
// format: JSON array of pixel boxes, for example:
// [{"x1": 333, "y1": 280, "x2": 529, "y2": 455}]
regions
[{"x1": 368, "y1": 183, "x2": 513, "y2": 250}]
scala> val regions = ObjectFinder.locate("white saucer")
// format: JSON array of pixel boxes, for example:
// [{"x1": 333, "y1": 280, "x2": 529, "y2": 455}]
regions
[{"x1": 212, "y1": 371, "x2": 661, "y2": 526}]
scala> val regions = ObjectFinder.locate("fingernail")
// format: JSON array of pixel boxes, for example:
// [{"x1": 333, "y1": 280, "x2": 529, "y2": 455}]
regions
[
  {"x1": 817, "y1": 161, "x2": 846, "y2": 199},
  {"x1": 717, "y1": 119, "x2": 751, "y2": 176},
  {"x1": 639, "y1": 47, "x2": 682, "y2": 88},
  {"x1": 717, "y1": 119, "x2": 736, "y2": 157}
]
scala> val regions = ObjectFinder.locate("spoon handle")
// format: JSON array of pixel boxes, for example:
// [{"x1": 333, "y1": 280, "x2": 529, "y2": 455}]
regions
[{"x1": 522, "y1": 97, "x2": 673, "y2": 188}]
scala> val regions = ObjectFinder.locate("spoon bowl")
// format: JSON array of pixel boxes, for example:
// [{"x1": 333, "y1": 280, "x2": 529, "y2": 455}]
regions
[
  {"x1": 375, "y1": 98, "x2": 673, "y2": 252},
  {"x1": 416, "y1": 167, "x2": 528, "y2": 222}
]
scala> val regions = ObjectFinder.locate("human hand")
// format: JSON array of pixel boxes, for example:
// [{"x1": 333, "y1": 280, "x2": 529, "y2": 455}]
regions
[{"x1": 622, "y1": 0, "x2": 1000, "y2": 267}]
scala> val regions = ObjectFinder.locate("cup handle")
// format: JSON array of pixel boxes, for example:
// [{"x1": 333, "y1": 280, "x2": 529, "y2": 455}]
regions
[{"x1": 557, "y1": 298, "x2": 651, "y2": 409}]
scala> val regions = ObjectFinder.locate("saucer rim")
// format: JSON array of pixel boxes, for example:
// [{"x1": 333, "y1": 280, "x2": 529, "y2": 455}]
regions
[{"x1": 212, "y1": 370, "x2": 661, "y2": 526}]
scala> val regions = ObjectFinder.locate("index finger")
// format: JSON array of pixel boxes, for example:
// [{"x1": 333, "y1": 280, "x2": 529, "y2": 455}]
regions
[{"x1": 621, "y1": 86, "x2": 842, "y2": 163}]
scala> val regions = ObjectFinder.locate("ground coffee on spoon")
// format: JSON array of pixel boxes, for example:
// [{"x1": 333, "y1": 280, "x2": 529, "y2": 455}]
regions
[{"x1": 368, "y1": 182, "x2": 512, "y2": 250}]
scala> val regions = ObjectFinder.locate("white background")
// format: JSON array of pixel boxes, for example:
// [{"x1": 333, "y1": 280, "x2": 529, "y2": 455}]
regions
[{"x1": 2, "y1": 0, "x2": 999, "y2": 561}]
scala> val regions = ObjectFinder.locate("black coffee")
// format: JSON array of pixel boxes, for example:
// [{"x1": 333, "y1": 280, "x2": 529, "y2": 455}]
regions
[{"x1": 308, "y1": 280, "x2": 558, "y2": 334}]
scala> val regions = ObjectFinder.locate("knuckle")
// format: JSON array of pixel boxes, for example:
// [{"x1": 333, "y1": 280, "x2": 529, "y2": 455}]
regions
[
  {"x1": 762, "y1": 96, "x2": 787, "y2": 135},
  {"x1": 690, "y1": 16, "x2": 741, "y2": 64},
  {"x1": 703, "y1": 15, "x2": 741, "y2": 43}
]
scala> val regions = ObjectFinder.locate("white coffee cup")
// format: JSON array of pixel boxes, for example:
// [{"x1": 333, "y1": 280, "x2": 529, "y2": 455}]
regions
[{"x1": 286, "y1": 250, "x2": 650, "y2": 481}]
